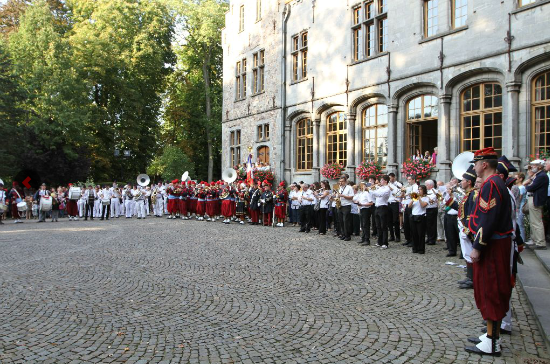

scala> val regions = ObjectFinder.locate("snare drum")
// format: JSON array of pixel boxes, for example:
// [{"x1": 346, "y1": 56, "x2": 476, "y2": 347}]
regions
[
  {"x1": 40, "y1": 196, "x2": 53, "y2": 212},
  {"x1": 102, "y1": 199, "x2": 111, "y2": 206},
  {"x1": 17, "y1": 201, "x2": 27, "y2": 212}
]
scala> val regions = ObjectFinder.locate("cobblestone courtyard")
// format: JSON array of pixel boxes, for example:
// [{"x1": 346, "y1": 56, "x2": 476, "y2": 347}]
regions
[{"x1": 0, "y1": 219, "x2": 548, "y2": 364}]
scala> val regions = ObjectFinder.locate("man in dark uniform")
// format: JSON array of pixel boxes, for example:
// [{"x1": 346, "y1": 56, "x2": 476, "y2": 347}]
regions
[
  {"x1": 260, "y1": 181, "x2": 274, "y2": 226},
  {"x1": 464, "y1": 147, "x2": 514, "y2": 357}
]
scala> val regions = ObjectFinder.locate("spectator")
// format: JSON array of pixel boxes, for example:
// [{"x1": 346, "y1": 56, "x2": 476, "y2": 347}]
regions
[{"x1": 524, "y1": 159, "x2": 548, "y2": 249}]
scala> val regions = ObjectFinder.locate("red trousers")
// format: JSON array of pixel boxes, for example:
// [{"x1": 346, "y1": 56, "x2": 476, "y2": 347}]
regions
[
  {"x1": 262, "y1": 213, "x2": 272, "y2": 226},
  {"x1": 250, "y1": 209, "x2": 259, "y2": 223}
]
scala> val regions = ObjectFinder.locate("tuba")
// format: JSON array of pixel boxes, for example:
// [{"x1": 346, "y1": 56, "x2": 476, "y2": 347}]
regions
[
  {"x1": 137, "y1": 174, "x2": 150, "y2": 187},
  {"x1": 332, "y1": 184, "x2": 341, "y2": 209},
  {"x1": 451, "y1": 152, "x2": 474, "y2": 180},
  {"x1": 222, "y1": 168, "x2": 238, "y2": 183}
]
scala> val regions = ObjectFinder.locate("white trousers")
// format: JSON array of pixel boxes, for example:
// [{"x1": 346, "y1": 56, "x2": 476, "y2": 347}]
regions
[
  {"x1": 136, "y1": 200, "x2": 146, "y2": 218},
  {"x1": 154, "y1": 198, "x2": 164, "y2": 216},
  {"x1": 459, "y1": 230, "x2": 473, "y2": 263},
  {"x1": 125, "y1": 200, "x2": 135, "y2": 217},
  {"x1": 145, "y1": 200, "x2": 150, "y2": 215},
  {"x1": 94, "y1": 200, "x2": 102, "y2": 218},
  {"x1": 437, "y1": 210, "x2": 446, "y2": 240},
  {"x1": 110, "y1": 198, "x2": 121, "y2": 217},
  {"x1": 78, "y1": 200, "x2": 86, "y2": 217},
  {"x1": 164, "y1": 198, "x2": 168, "y2": 215}
]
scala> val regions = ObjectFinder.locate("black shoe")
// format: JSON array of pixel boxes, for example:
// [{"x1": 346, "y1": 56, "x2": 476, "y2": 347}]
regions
[
  {"x1": 533, "y1": 245, "x2": 548, "y2": 250},
  {"x1": 481, "y1": 328, "x2": 511, "y2": 335},
  {"x1": 339, "y1": 236, "x2": 346, "y2": 240},
  {"x1": 446, "y1": 253, "x2": 457, "y2": 257},
  {"x1": 412, "y1": 250, "x2": 418, "y2": 253},
  {"x1": 405, "y1": 242, "x2": 412, "y2": 247},
  {"x1": 361, "y1": 242, "x2": 370, "y2": 246},
  {"x1": 402, "y1": 241, "x2": 410, "y2": 246},
  {"x1": 100, "y1": 218, "x2": 104, "y2": 220},
  {"x1": 459, "y1": 282, "x2": 474, "y2": 289},
  {"x1": 344, "y1": 237, "x2": 351, "y2": 241},
  {"x1": 394, "y1": 238, "x2": 401, "y2": 243},
  {"x1": 426, "y1": 242, "x2": 435, "y2": 245},
  {"x1": 417, "y1": 251, "x2": 425, "y2": 254},
  {"x1": 457, "y1": 278, "x2": 470, "y2": 284},
  {"x1": 305, "y1": 230, "x2": 310, "y2": 233},
  {"x1": 464, "y1": 346, "x2": 501, "y2": 357},
  {"x1": 299, "y1": 229, "x2": 305, "y2": 232},
  {"x1": 389, "y1": 237, "x2": 395, "y2": 242},
  {"x1": 84, "y1": 218, "x2": 88, "y2": 221}
]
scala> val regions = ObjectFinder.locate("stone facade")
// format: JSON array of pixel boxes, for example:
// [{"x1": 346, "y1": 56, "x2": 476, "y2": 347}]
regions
[{"x1": 222, "y1": 0, "x2": 550, "y2": 184}]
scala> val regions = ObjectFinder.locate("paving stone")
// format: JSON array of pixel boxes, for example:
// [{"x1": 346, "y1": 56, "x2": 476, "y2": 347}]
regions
[{"x1": 0, "y1": 218, "x2": 548, "y2": 363}]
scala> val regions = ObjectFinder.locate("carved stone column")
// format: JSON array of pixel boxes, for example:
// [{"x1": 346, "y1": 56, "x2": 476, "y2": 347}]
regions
[
  {"x1": 346, "y1": 113, "x2": 356, "y2": 181},
  {"x1": 437, "y1": 94, "x2": 452, "y2": 181},
  {"x1": 386, "y1": 104, "x2": 398, "y2": 176},
  {"x1": 312, "y1": 117, "x2": 320, "y2": 181},
  {"x1": 505, "y1": 81, "x2": 522, "y2": 167}
]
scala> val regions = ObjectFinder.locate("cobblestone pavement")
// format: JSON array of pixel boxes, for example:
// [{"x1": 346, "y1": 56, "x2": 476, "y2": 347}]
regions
[{"x1": 0, "y1": 218, "x2": 548, "y2": 364}]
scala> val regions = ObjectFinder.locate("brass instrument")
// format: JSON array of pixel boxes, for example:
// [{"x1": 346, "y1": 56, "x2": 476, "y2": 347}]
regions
[
  {"x1": 332, "y1": 183, "x2": 341, "y2": 209},
  {"x1": 410, "y1": 192, "x2": 419, "y2": 201},
  {"x1": 151, "y1": 189, "x2": 158, "y2": 205},
  {"x1": 219, "y1": 189, "x2": 230, "y2": 199}
]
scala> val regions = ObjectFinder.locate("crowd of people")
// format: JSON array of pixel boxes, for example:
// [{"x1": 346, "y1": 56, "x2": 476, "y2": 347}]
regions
[{"x1": 1, "y1": 146, "x2": 549, "y2": 356}]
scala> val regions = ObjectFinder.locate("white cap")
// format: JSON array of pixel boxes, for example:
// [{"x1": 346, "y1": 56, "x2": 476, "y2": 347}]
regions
[{"x1": 530, "y1": 159, "x2": 545, "y2": 165}]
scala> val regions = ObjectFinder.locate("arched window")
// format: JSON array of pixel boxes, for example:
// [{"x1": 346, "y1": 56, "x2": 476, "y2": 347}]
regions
[
  {"x1": 533, "y1": 71, "x2": 550, "y2": 155},
  {"x1": 406, "y1": 95, "x2": 438, "y2": 158},
  {"x1": 326, "y1": 112, "x2": 347, "y2": 166},
  {"x1": 296, "y1": 118, "x2": 313, "y2": 170},
  {"x1": 257, "y1": 146, "x2": 270, "y2": 164},
  {"x1": 362, "y1": 104, "x2": 388, "y2": 166},
  {"x1": 461, "y1": 83, "x2": 502, "y2": 153}
]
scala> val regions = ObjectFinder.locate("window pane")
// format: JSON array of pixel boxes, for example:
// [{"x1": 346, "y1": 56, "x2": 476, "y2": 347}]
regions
[{"x1": 379, "y1": 18, "x2": 387, "y2": 52}]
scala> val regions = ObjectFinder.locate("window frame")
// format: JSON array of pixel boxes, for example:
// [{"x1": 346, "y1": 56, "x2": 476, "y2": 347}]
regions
[
  {"x1": 532, "y1": 70, "x2": 550, "y2": 155},
  {"x1": 451, "y1": 0, "x2": 467, "y2": 29},
  {"x1": 239, "y1": 5, "x2": 245, "y2": 33},
  {"x1": 519, "y1": 0, "x2": 537, "y2": 7},
  {"x1": 326, "y1": 112, "x2": 348, "y2": 167},
  {"x1": 460, "y1": 83, "x2": 503, "y2": 154},
  {"x1": 257, "y1": 123, "x2": 270, "y2": 142},
  {"x1": 230, "y1": 130, "x2": 242, "y2": 167},
  {"x1": 291, "y1": 31, "x2": 308, "y2": 83},
  {"x1": 351, "y1": 0, "x2": 388, "y2": 63},
  {"x1": 405, "y1": 95, "x2": 439, "y2": 158},
  {"x1": 296, "y1": 118, "x2": 314, "y2": 171},
  {"x1": 362, "y1": 104, "x2": 389, "y2": 167},
  {"x1": 256, "y1": 0, "x2": 262, "y2": 21},
  {"x1": 423, "y1": 0, "x2": 438, "y2": 38},
  {"x1": 252, "y1": 49, "x2": 265, "y2": 95}
]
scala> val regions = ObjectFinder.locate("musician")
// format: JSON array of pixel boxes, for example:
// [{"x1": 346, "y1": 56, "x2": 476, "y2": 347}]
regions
[
  {"x1": 97, "y1": 186, "x2": 111, "y2": 220},
  {"x1": 248, "y1": 181, "x2": 261, "y2": 225},
  {"x1": 83, "y1": 185, "x2": 97, "y2": 220},
  {"x1": 402, "y1": 175, "x2": 419, "y2": 247},
  {"x1": 274, "y1": 182, "x2": 288, "y2": 227},
  {"x1": 152, "y1": 182, "x2": 164, "y2": 217},
  {"x1": 436, "y1": 180, "x2": 447, "y2": 243},
  {"x1": 0, "y1": 180, "x2": 7, "y2": 224},
  {"x1": 367, "y1": 175, "x2": 378, "y2": 238},
  {"x1": 424, "y1": 180, "x2": 438, "y2": 245},
  {"x1": 77, "y1": 187, "x2": 87, "y2": 218},
  {"x1": 135, "y1": 186, "x2": 147, "y2": 219},
  {"x1": 65, "y1": 183, "x2": 79, "y2": 221},
  {"x1": 9, "y1": 181, "x2": 24, "y2": 223},
  {"x1": 523, "y1": 159, "x2": 548, "y2": 249},
  {"x1": 234, "y1": 183, "x2": 247, "y2": 225},
  {"x1": 371, "y1": 175, "x2": 391, "y2": 249},
  {"x1": 50, "y1": 191, "x2": 60, "y2": 222},
  {"x1": 441, "y1": 180, "x2": 460, "y2": 258},
  {"x1": 166, "y1": 180, "x2": 179, "y2": 219},
  {"x1": 206, "y1": 182, "x2": 217, "y2": 221},
  {"x1": 110, "y1": 184, "x2": 121, "y2": 218},
  {"x1": 36, "y1": 183, "x2": 50, "y2": 223},
  {"x1": 179, "y1": 182, "x2": 189, "y2": 220},
  {"x1": 465, "y1": 147, "x2": 514, "y2": 357},
  {"x1": 260, "y1": 181, "x2": 274, "y2": 226},
  {"x1": 298, "y1": 183, "x2": 314, "y2": 232},
  {"x1": 355, "y1": 181, "x2": 374, "y2": 246},
  {"x1": 196, "y1": 183, "x2": 207, "y2": 221},
  {"x1": 336, "y1": 177, "x2": 354, "y2": 241},
  {"x1": 387, "y1": 173, "x2": 402, "y2": 242},
  {"x1": 93, "y1": 186, "x2": 102, "y2": 218},
  {"x1": 315, "y1": 181, "x2": 331, "y2": 235},
  {"x1": 408, "y1": 185, "x2": 429, "y2": 254},
  {"x1": 123, "y1": 185, "x2": 134, "y2": 218}
]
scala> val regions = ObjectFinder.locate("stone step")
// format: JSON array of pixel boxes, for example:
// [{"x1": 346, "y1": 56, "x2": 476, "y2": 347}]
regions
[
  {"x1": 534, "y1": 248, "x2": 550, "y2": 275},
  {"x1": 517, "y1": 248, "x2": 550, "y2": 352}
]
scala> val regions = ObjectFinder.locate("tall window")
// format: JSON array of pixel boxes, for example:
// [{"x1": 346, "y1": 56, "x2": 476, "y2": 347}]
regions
[
  {"x1": 291, "y1": 32, "x2": 308, "y2": 82},
  {"x1": 406, "y1": 95, "x2": 439, "y2": 158},
  {"x1": 452, "y1": 0, "x2": 467, "y2": 28},
  {"x1": 351, "y1": 0, "x2": 388, "y2": 62},
  {"x1": 362, "y1": 104, "x2": 388, "y2": 166},
  {"x1": 533, "y1": 71, "x2": 550, "y2": 155},
  {"x1": 235, "y1": 59, "x2": 246, "y2": 100},
  {"x1": 256, "y1": 0, "x2": 261, "y2": 21},
  {"x1": 257, "y1": 146, "x2": 269, "y2": 164},
  {"x1": 252, "y1": 50, "x2": 265, "y2": 94},
  {"x1": 297, "y1": 118, "x2": 313, "y2": 170},
  {"x1": 257, "y1": 123, "x2": 269, "y2": 141},
  {"x1": 424, "y1": 0, "x2": 438, "y2": 37},
  {"x1": 230, "y1": 130, "x2": 241, "y2": 166},
  {"x1": 461, "y1": 83, "x2": 502, "y2": 153},
  {"x1": 326, "y1": 112, "x2": 347, "y2": 166},
  {"x1": 239, "y1": 5, "x2": 245, "y2": 32}
]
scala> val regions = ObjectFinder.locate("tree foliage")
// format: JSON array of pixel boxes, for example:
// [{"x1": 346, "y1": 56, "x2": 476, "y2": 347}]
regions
[{"x1": 147, "y1": 145, "x2": 195, "y2": 182}]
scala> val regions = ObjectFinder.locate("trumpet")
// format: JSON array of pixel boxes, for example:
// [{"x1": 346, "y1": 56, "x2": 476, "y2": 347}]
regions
[{"x1": 410, "y1": 192, "x2": 419, "y2": 201}]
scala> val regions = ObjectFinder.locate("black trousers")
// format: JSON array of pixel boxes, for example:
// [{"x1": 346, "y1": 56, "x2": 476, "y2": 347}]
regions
[
  {"x1": 388, "y1": 202, "x2": 400, "y2": 240},
  {"x1": 85, "y1": 202, "x2": 94, "y2": 219},
  {"x1": 332, "y1": 206, "x2": 340, "y2": 235},
  {"x1": 425, "y1": 208, "x2": 438, "y2": 244},
  {"x1": 300, "y1": 205, "x2": 313, "y2": 232},
  {"x1": 410, "y1": 214, "x2": 426, "y2": 253},
  {"x1": 444, "y1": 214, "x2": 459, "y2": 255},
  {"x1": 312, "y1": 209, "x2": 318, "y2": 229},
  {"x1": 339, "y1": 205, "x2": 352, "y2": 238},
  {"x1": 371, "y1": 206, "x2": 378, "y2": 235},
  {"x1": 360, "y1": 207, "x2": 374, "y2": 242},
  {"x1": 375, "y1": 205, "x2": 390, "y2": 246},
  {"x1": 403, "y1": 206, "x2": 412, "y2": 242},
  {"x1": 352, "y1": 213, "x2": 361, "y2": 235},
  {"x1": 318, "y1": 208, "x2": 328, "y2": 234},
  {"x1": 101, "y1": 204, "x2": 110, "y2": 219}
]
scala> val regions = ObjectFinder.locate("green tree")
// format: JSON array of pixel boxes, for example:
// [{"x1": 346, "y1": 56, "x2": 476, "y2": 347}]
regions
[{"x1": 147, "y1": 145, "x2": 195, "y2": 181}]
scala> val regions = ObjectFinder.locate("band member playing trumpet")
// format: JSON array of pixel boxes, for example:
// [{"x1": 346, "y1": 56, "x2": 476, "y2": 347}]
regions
[
  {"x1": 388, "y1": 173, "x2": 402, "y2": 242},
  {"x1": 402, "y1": 175, "x2": 419, "y2": 247},
  {"x1": 408, "y1": 185, "x2": 429, "y2": 254},
  {"x1": 298, "y1": 183, "x2": 314, "y2": 232},
  {"x1": 337, "y1": 177, "x2": 355, "y2": 241},
  {"x1": 371, "y1": 175, "x2": 391, "y2": 248}
]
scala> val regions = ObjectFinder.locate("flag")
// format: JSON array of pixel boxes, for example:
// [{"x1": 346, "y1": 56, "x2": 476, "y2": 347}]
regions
[{"x1": 246, "y1": 154, "x2": 254, "y2": 186}]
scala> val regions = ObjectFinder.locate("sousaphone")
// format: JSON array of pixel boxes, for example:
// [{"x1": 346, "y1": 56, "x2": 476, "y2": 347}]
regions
[
  {"x1": 451, "y1": 152, "x2": 475, "y2": 180},
  {"x1": 222, "y1": 168, "x2": 238, "y2": 183},
  {"x1": 137, "y1": 174, "x2": 150, "y2": 187},
  {"x1": 181, "y1": 171, "x2": 189, "y2": 182}
]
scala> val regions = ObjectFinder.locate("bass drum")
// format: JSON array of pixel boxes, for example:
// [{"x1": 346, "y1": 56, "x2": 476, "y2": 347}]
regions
[
  {"x1": 40, "y1": 196, "x2": 53, "y2": 212},
  {"x1": 17, "y1": 201, "x2": 28, "y2": 212},
  {"x1": 69, "y1": 187, "x2": 81, "y2": 200}
]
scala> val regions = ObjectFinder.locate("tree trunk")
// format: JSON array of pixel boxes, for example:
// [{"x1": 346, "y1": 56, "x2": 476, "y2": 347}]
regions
[{"x1": 202, "y1": 49, "x2": 214, "y2": 182}]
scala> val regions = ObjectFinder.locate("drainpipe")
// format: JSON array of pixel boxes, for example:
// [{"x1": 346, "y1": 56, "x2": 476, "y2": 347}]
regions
[{"x1": 280, "y1": 4, "x2": 290, "y2": 183}]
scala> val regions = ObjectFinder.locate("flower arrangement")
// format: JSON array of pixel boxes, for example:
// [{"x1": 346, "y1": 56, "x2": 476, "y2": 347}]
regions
[
  {"x1": 529, "y1": 150, "x2": 550, "y2": 162},
  {"x1": 355, "y1": 160, "x2": 383, "y2": 181},
  {"x1": 254, "y1": 168, "x2": 274, "y2": 184},
  {"x1": 401, "y1": 158, "x2": 434, "y2": 181},
  {"x1": 321, "y1": 163, "x2": 345, "y2": 180}
]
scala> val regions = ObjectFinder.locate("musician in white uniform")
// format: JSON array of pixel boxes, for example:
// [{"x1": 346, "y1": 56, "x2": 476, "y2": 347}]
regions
[
  {"x1": 387, "y1": 173, "x2": 402, "y2": 242},
  {"x1": 124, "y1": 186, "x2": 134, "y2": 218},
  {"x1": 371, "y1": 175, "x2": 391, "y2": 249},
  {"x1": 99, "y1": 186, "x2": 112, "y2": 220},
  {"x1": 153, "y1": 183, "x2": 164, "y2": 217},
  {"x1": 355, "y1": 182, "x2": 374, "y2": 246},
  {"x1": 424, "y1": 180, "x2": 439, "y2": 245},
  {"x1": 402, "y1": 175, "x2": 419, "y2": 247},
  {"x1": 83, "y1": 185, "x2": 97, "y2": 220},
  {"x1": 93, "y1": 186, "x2": 102, "y2": 218},
  {"x1": 110, "y1": 184, "x2": 121, "y2": 218},
  {"x1": 0, "y1": 180, "x2": 7, "y2": 224},
  {"x1": 78, "y1": 188, "x2": 86, "y2": 218},
  {"x1": 337, "y1": 177, "x2": 355, "y2": 241},
  {"x1": 144, "y1": 186, "x2": 151, "y2": 216},
  {"x1": 135, "y1": 186, "x2": 147, "y2": 219}
]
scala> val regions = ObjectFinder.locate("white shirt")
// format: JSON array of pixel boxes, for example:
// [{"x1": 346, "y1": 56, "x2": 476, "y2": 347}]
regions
[
  {"x1": 110, "y1": 187, "x2": 120, "y2": 198},
  {"x1": 289, "y1": 190, "x2": 301, "y2": 209},
  {"x1": 319, "y1": 191, "x2": 330, "y2": 209},
  {"x1": 411, "y1": 196, "x2": 429, "y2": 216},
  {"x1": 426, "y1": 188, "x2": 438, "y2": 209},
  {"x1": 300, "y1": 189, "x2": 314, "y2": 206},
  {"x1": 339, "y1": 185, "x2": 354, "y2": 206},
  {"x1": 354, "y1": 190, "x2": 373, "y2": 209},
  {"x1": 84, "y1": 189, "x2": 96, "y2": 200},
  {"x1": 101, "y1": 189, "x2": 112, "y2": 200},
  {"x1": 371, "y1": 185, "x2": 391, "y2": 207},
  {"x1": 388, "y1": 181, "x2": 402, "y2": 203},
  {"x1": 0, "y1": 189, "x2": 6, "y2": 203}
]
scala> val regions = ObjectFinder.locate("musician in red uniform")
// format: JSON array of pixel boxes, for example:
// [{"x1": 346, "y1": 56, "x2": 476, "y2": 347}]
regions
[
  {"x1": 166, "y1": 180, "x2": 179, "y2": 219},
  {"x1": 464, "y1": 147, "x2": 514, "y2": 357},
  {"x1": 274, "y1": 182, "x2": 288, "y2": 227},
  {"x1": 196, "y1": 183, "x2": 207, "y2": 220},
  {"x1": 0, "y1": 180, "x2": 7, "y2": 224},
  {"x1": 206, "y1": 182, "x2": 217, "y2": 221},
  {"x1": 188, "y1": 182, "x2": 197, "y2": 218},
  {"x1": 180, "y1": 182, "x2": 188, "y2": 219},
  {"x1": 64, "y1": 183, "x2": 79, "y2": 221}
]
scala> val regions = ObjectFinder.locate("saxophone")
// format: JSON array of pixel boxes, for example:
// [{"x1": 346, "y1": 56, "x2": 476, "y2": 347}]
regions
[{"x1": 333, "y1": 188, "x2": 342, "y2": 209}]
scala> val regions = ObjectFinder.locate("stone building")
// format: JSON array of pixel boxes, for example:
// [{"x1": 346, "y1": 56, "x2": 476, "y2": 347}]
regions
[{"x1": 222, "y1": 0, "x2": 550, "y2": 183}]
